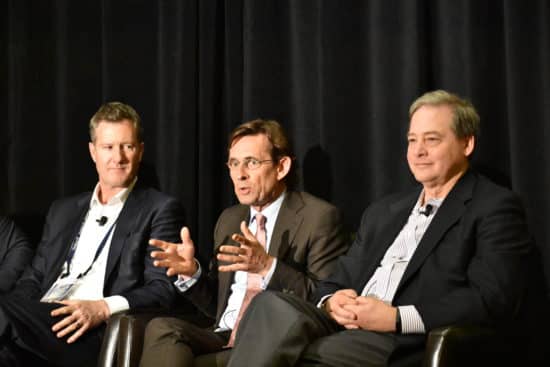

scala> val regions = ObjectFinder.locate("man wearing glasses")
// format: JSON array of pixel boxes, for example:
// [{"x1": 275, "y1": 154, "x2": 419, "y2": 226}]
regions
[
  {"x1": 140, "y1": 119, "x2": 349, "y2": 366},
  {"x1": 226, "y1": 91, "x2": 533, "y2": 367}
]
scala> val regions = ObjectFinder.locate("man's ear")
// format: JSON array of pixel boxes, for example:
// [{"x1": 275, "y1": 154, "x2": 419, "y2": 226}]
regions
[
  {"x1": 89, "y1": 142, "x2": 97, "y2": 162},
  {"x1": 138, "y1": 142, "x2": 144, "y2": 162},
  {"x1": 276, "y1": 156, "x2": 292, "y2": 181},
  {"x1": 464, "y1": 136, "x2": 475, "y2": 157}
]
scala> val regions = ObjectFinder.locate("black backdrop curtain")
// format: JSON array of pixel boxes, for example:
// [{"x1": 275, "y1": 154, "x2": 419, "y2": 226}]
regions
[{"x1": 3, "y1": 1, "x2": 550, "y2": 291}]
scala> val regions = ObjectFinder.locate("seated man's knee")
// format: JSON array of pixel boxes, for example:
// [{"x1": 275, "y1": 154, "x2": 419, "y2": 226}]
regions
[
  {"x1": 252, "y1": 291, "x2": 279, "y2": 306},
  {"x1": 249, "y1": 291, "x2": 307, "y2": 317},
  {"x1": 144, "y1": 317, "x2": 184, "y2": 342},
  {"x1": 255, "y1": 290, "x2": 297, "y2": 305}
]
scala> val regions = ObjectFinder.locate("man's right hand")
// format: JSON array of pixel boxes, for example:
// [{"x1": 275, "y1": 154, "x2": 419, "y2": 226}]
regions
[
  {"x1": 325, "y1": 289, "x2": 360, "y2": 328},
  {"x1": 150, "y1": 226, "x2": 197, "y2": 277},
  {"x1": 51, "y1": 299, "x2": 111, "y2": 344}
]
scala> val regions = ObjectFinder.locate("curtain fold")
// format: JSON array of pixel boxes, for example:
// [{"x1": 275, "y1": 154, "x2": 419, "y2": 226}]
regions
[{"x1": 4, "y1": 0, "x2": 550, "y2": 288}]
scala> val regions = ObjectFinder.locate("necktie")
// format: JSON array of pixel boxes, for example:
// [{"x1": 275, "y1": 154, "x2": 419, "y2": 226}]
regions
[{"x1": 226, "y1": 213, "x2": 266, "y2": 347}]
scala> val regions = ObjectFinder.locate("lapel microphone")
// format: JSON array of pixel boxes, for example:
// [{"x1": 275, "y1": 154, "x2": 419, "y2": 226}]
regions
[
  {"x1": 420, "y1": 204, "x2": 434, "y2": 217},
  {"x1": 96, "y1": 216, "x2": 108, "y2": 226}
]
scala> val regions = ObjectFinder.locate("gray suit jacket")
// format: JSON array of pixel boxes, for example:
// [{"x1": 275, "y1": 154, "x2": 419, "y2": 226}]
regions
[{"x1": 186, "y1": 191, "x2": 349, "y2": 324}]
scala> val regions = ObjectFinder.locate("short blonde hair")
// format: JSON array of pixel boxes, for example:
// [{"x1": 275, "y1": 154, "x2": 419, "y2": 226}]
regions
[{"x1": 89, "y1": 102, "x2": 143, "y2": 142}]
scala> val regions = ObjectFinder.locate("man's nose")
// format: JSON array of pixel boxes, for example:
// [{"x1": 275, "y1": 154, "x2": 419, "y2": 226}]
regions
[
  {"x1": 235, "y1": 163, "x2": 249, "y2": 179},
  {"x1": 113, "y1": 146, "x2": 127, "y2": 162},
  {"x1": 413, "y1": 141, "x2": 427, "y2": 156}
]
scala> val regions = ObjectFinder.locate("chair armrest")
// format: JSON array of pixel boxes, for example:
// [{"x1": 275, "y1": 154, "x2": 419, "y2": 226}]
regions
[
  {"x1": 423, "y1": 325, "x2": 496, "y2": 367},
  {"x1": 97, "y1": 313, "x2": 126, "y2": 367},
  {"x1": 115, "y1": 306, "x2": 213, "y2": 367},
  {"x1": 97, "y1": 309, "x2": 190, "y2": 367},
  {"x1": 116, "y1": 312, "x2": 163, "y2": 367}
]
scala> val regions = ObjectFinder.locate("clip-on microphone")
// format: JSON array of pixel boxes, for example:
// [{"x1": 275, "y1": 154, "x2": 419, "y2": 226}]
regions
[
  {"x1": 96, "y1": 216, "x2": 108, "y2": 226},
  {"x1": 420, "y1": 204, "x2": 433, "y2": 217}
]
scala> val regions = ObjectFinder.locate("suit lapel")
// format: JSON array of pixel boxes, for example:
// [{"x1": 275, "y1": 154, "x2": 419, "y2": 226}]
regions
[
  {"x1": 104, "y1": 187, "x2": 142, "y2": 282},
  {"x1": 268, "y1": 191, "x2": 303, "y2": 258},
  {"x1": 44, "y1": 195, "x2": 90, "y2": 290},
  {"x1": 216, "y1": 193, "x2": 302, "y2": 322},
  {"x1": 356, "y1": 192, "x2": 419, "y2": 291},
  {"x1": 216, "y1": 207, "x2": 249, "y2": 322},
  {"x1": 398, "y1": 171, "x2": 475, "y2": 290}
]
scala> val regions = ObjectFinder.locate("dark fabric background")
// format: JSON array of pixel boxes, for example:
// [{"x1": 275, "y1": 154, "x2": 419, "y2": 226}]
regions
[{"x1": 3, "y1": 0, "x2": 550, "y2": 299}]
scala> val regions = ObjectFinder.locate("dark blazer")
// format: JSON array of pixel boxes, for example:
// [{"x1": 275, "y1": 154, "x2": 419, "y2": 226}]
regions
[
  {"x1": 186, "y1": 191, "x2": 349, "y2": 323},
  {"x1": 315, "y1": 170, "x2": 532, "y2": 331},
  {"x1": 14, "y1": 185, "x2": 185, "y2": 309},
  {"x1": 0, "y1": 217, "x2": 34, "y2": 293}
]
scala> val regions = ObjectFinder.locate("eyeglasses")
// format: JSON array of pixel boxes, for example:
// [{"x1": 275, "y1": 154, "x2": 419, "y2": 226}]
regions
[{"x1": 226, "y1": 157, "x2": 274, "y2": 171}]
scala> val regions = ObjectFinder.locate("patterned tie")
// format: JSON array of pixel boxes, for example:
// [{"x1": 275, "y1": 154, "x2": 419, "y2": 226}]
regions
[{"x1": 226, "y1": 213, "x2": 267, "y2": 347}]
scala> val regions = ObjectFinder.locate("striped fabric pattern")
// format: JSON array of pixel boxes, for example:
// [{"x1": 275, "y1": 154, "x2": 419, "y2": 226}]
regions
[{"x1": 361, "y1": 195, "x2": 443, "y2": 334}]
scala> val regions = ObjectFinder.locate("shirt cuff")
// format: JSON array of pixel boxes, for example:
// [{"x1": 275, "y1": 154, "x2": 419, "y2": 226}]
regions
[
  {"x1": 104, "y1": 295, "x2": 130, "y2": 315},
  {"x1": 260, "y1": 258, "x2": 277, "y2": 289},
  {"x1": 398, "y1": 305, "x2": 426, "y2": 334},
  {"x1": 317, "y1": 294, "x2": 333, "y2": 308},
  {"x1": 174, "y1": 259, "x2": 202, "y2": 292}
]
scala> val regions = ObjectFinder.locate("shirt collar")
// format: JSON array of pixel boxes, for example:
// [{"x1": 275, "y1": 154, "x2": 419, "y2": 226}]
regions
[
  {"x1": 90, "y1": 177, "x2": 137, "y2": 208},
  {"x1": 249, "y1": 190, "x2": 286, "y2": 225},
  {"x1": 414, "y1": 191, "x2": 444, "y2": 216}
]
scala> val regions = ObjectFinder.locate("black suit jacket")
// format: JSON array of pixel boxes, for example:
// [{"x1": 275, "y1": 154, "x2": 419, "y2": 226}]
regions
[
  {"x1": 186, "y1": 191, "x2": 349, "y2": 324},
  {"x1": 0, "y1": 217, "x2": 34, "y2": 293},
  {"x1": 316, "y1": 170, "x2": 532, "y2": 331},
  {"x1": 15, "y1": 185, "x2": 185, "y2": 309}
]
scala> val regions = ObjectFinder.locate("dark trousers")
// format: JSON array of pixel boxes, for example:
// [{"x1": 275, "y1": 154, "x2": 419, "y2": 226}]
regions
[
  {"x1": 227, "y1": 291, "x2": 398, "y2": 367},
  {"x1": 140, "y1": 316, "x2": 231, "y2": 367},
  {"x1": 0, "y1": 293, "x2": 102, "y2": 367}
]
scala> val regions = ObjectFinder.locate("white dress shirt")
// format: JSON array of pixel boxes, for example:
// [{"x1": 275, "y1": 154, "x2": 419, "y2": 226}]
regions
[
  {"x1": 175, "y1": 191, "x2": 286, "y2": 331},
  {"x1": 41, "y1": 179, "x2": 136, "y2": 314}
]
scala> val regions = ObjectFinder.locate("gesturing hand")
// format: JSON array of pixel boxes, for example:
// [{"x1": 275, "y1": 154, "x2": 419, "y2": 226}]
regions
[
  {"x1": 150, "y1": 227, "x2": 198, "y2": 277},
  {"x1": 217, "y1": 221, "x2": 274, "y2": 276},
  {"x1": 51, "y1": 299, "x2": 110, "y2": 344}
]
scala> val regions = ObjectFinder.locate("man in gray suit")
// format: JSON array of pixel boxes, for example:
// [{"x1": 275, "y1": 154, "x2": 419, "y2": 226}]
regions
[
  {"x1": 140, "y1": 119, "x2": 349, "y2": 367},
  {"x1": 226, "y1": 91, "x2": 533, "y2": 367}
]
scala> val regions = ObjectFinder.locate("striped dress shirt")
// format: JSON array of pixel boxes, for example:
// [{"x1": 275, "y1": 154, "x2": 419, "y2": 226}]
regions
[{"x1": 360, "y1": 194, "x2": 443, "y2": 334}]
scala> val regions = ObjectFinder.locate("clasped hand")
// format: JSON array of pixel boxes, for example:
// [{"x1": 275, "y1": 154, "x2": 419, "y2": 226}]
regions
[
  {"x1": 325, "y1": 289, "x2": 397, "y2": 332},
  {"x1": 50, "y1": 299, "x2": 110, "y2": 343},
  {"x1": 217, "y1": 221, "x2": 274, "y2": 276}
]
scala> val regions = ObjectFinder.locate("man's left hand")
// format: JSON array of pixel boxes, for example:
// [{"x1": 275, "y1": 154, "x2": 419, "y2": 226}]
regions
[
  {"x1": 50, "y1": 299, "x2": 111, "y2": 343},
  {"x1": 343, "y1": 296, "x2": 397, "y2": 332},
  {"x1": 217, "y1": 221, "x2": 274, "y2": 276}
]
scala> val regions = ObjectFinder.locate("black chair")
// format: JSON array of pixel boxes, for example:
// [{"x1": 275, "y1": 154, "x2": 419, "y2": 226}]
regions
[
  {"x1": 101, "y1": 319, "x2": 509, "y2": 367},
  {"x1": 422, "y1": 325, "x2": 498, "y2": 367},
  {"x1": 97, "y1": 308, "x2": 213, "y2": 367}
]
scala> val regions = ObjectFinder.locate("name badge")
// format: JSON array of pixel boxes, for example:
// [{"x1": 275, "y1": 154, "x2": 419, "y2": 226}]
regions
[{"x1": 40, "y1": 278, "x2": 78, "y2": 303}]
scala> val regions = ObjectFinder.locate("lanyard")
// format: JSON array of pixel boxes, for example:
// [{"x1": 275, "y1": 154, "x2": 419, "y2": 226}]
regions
[{"x1": 60, "y1": 220, "x2": 117, "y2": 279}]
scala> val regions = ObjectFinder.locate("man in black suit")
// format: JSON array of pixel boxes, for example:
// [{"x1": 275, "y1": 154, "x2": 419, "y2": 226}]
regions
[
  {"x1": 0, "y1": 102, "x2": 184, "y2": 367},
  {"x1": 226, "y1": 90, "x2": 533, "y2": 367},
  {"x1": 139, "y1": 119, "x2": 349, "y2": 367},
  {"x1": 0, "y1": 216, "x2": 34, "y2": 293}
]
